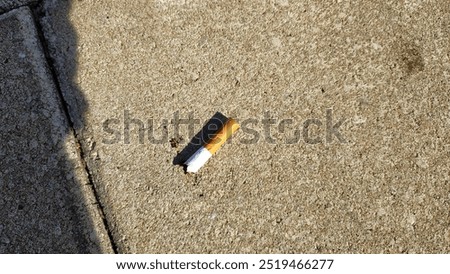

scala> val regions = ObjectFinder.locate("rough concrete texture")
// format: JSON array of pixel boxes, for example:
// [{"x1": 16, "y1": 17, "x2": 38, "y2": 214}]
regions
[
  {"x1": 40, "y1": 0, "x2": 450, "y2": 253},
  {"x1": 0, "y1": 0, "x2": 37, "y2": 14},
  {"x1": 0, "y1": 7, "x2": 112, "y2": 253}
]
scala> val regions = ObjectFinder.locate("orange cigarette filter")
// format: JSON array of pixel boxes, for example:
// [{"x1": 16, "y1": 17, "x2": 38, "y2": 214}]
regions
[
  {"x1": 185, "y1": 118, "x2": 240, "y2": 173},
  {"x1": 204, "y1": 118, "x2": 240, "y2": 154}
]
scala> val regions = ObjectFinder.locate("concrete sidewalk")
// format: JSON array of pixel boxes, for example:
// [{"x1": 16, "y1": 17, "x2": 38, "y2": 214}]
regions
[
  {"x1": 1, "y1": 0, "x2": 450, "y2": 253},
  {"x1": 0, "y1": 0, "x2": 36, "y2": 13},
  {"x1": 0, "y1": 6, "x2": 112, "y2": 253}
]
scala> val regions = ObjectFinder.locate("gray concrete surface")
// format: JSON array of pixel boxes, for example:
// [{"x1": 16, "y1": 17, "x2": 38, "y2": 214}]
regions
[
  {"x1": 40, "y1": 0, "x2": 450, "y2": 253},
  {"x1": 0, "y1": 0, "x2": 36, "y2": 14},
  {"x1": 0, "y1": 7, "x2": 112, "y2": 253}
]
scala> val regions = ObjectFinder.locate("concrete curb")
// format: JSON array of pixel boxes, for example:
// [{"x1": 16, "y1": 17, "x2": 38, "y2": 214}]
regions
[
  {"x1": 0, "y1": 0, "x2": 38, "y2": 14},
  {"x1": 0, "y1": 6, "x2": 113, "y2": 253}
]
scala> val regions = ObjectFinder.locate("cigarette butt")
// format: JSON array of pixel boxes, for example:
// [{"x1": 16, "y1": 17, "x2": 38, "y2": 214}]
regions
[{"x1": 185, "y1": 118, "x2": 240, "y2": 173}]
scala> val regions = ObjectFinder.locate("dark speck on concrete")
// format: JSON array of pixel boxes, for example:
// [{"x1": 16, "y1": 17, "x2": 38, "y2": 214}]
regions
[{"x1": 170, "y1": 136, "x2": 183, "y2": 148}]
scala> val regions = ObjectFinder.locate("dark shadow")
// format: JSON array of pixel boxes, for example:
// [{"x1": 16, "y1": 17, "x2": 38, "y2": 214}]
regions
[
  {"x1": 173, "y1": 112, "x2": 229, "y2": 167},
  {"x1": 0, "y1": 0, "x2": 110, "y2": 253}
]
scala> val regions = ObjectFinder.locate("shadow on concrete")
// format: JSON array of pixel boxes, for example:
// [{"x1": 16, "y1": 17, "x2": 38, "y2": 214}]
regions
[{"x1": 0, "y1": 1, "x2": 111, "y2": 253}]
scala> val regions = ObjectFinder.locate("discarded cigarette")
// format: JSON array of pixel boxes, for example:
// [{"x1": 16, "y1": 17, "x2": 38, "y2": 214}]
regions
[{"x1": 185, "y1": 118, "x2": 240, "y2": 173}]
